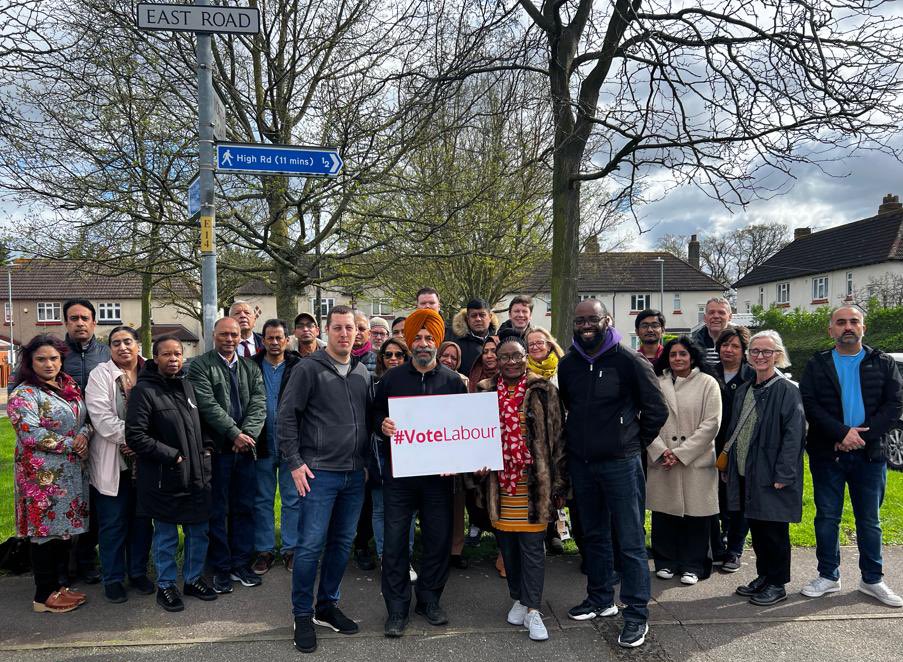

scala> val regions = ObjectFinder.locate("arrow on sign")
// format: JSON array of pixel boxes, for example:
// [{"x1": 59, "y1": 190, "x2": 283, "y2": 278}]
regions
[{"x1": 215, "y1": 142, "x2": 344, "y2": 177}]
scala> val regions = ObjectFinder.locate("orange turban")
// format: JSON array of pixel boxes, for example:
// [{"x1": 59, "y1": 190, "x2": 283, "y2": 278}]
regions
[{"x1": 404, "y1": 309, "x2": 445, "y2": 348}]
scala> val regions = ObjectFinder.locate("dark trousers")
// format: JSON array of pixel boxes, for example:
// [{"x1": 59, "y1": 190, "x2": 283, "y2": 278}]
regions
[
  {"x1": 748, "y1": 518, "x2": 791, "y2": 586},
  {"x1": 354, "y1": 484, "x2": 375, "y2": 553},
  {"x1": 651, "y1": 511, "x2": 712, "y2": 578},
  {"x1": 381, "y1": 474, "x2": 453, "y2": 615},
  {"x1": 710, "y1": 479, "x2": 749, "y2": 559},
  {"x1": 569, "y1": 455, "x2": 650, "y2": 624},
  {"x1": 495, "y1": 529, "x2": 546, "y2": 609},
  {"x1": 464, "y1": 487, "x2": 492, "y2": 532},
  {"x1": 209, "y1": 452, "x2": 257, "y2": 573},
  {"x1": 32, "y1": 539, "x2": 71, "y2": 603},
  {"x1": 93, "y1": 478, "x2": 153, "y2": 585}
]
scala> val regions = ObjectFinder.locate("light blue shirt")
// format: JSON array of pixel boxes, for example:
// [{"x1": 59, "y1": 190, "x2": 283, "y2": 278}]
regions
[
  {"x1": 261, "y1": 359, "x2": 286, "y2": 454},
  {"x1": 832, "y1": 348, "x2": 866, "y2": 428}
]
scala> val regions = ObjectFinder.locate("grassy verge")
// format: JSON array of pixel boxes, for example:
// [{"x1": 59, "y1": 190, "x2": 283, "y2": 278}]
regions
[{"x1": 2, "y1": 418, "x2": 901, "y2": 548}]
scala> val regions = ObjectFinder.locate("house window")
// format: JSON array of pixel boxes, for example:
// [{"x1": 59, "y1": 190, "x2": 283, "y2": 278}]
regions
[
  {"x1": 630, "y1": 294, "x2": 650, "y2": 311},
  {"x1": 37, "y1": 301, "x2": 62, "y2": 322},
  {"x1": 776, "y1": 282, "x2": 790, "y2": 304},
  {"x1": 309, "y1": 297, "x2": 335, "y2": 318},
  {"x1": 3, "y1": 302, "x2": 10, "y2": 323},
  {"x1": 372, "y1": 298, "x2": 392, "y2": 316},
  {"x1": 758, "y1": 287, "x2": 765, "y2": 307},
  {"x1": 812, "y1": 276, "x2": 828, "y2": 301},
  {"x1": 578, "y1": 294, "x2": 595, "y2": 302},
  {"x1": 672, "y1": 293, "x2": 681, "y2": 311},
  {"x1": 629, "y1": 334, "x2": 641, "y2": 350},
  {"x1": 697, "y1": 304, "x2": 705, "y2": 325},
  {"x1": 97, "y1": 302, "x2": 121, "y2": 323},
  {"x1": 846, "y1": 272, "x2": 854, "y2": 297}
]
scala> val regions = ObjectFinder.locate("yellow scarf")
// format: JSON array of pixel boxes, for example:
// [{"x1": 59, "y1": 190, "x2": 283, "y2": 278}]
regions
[{"x1": 527, "y1": 352, "x2": 559, "y2": 380}]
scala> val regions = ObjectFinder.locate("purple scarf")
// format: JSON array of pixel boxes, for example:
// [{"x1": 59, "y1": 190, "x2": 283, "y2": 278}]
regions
[{"x1": 571, "y1": 326, "x2": 623, "y2": 363}]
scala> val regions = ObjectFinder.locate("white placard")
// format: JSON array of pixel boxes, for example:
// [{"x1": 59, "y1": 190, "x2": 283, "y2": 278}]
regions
[{"x1": 388, "y1": 391, "x2": 503, "y2": 478}]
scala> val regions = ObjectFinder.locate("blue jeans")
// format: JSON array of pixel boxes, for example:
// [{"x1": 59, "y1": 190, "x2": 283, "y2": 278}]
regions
[
  {"x1": 569, "y1": 455, "x2": 650, "y2": 624},
  {"x1": 93, "y1": 476, "x2": 153, "y2": 584},
  {"x1": 209, "y1": 452, "x2": 257, "y2": 573},
  {"x1": 371, "y1": 487, "x2": 415, "y2": 557},
  {"x1": 291, "y1": 469, "x2": 365, "y2": 616},
  {"x1": 810, "y1": 452, "x2": 887, "y2": 584},
  {"x1": 153, "y1": 520, "x2": 209, "y2": 588},
  {"x1": 253, "y1": 454, "x2": 300, "y2": 554}
]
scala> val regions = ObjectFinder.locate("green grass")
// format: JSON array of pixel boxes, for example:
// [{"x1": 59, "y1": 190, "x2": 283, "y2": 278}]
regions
[{"x1": 2, "y1": 418, "x2": 901, "y2": 548}]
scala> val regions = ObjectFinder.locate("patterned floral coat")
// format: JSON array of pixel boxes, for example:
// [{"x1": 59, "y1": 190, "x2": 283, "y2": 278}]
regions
[{"x1": 8, "y1": 377, "x2": 91, "y2": 539}]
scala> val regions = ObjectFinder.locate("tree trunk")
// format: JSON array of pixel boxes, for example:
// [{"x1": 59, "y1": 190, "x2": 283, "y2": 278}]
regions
[
  {"x1": 140, "y1": 271, "x2": 153, "y2": 359},
  {"x1": 550, "y1": 149, "x2": 582, "y2": 344}
]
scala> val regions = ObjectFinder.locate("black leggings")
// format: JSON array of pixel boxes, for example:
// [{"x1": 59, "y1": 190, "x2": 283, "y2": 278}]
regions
[{"x1": 31, "y1": 539, "x2": 71, "y2": 602}]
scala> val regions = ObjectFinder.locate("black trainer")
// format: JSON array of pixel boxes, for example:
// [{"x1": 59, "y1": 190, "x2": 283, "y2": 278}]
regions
[
  {"x1": 354, "y1": 548, "x2": 376, "y2": 571},
  {"x1": 736, "y1": 575, "x2": 768, "y2": 597},
  {"x1": 314, "y1": 604, "x2": 359, "y2": 634},
  {"x1": 212, "y1": 572, "x2": 234, "y2": 594},
  {"x1": 384, "y1": 612, "x2": 409, "y2": 638},
  {"x1": 184, "y1": 577, "x2": 218, "y2": 601},
  {"x1": 414, "y1": 601, "x2": 448, "y2": 626},
  {"x1": 103, "y1": 582, "x2": 127, "y2": 604},
  {"x1": 156, "y1": 585, "x2": 184, "y2": 612},
  {"x1": 567, "y1": 599, "x2": 618, "y2": 621},
  {"x1": 230, "y1": 566, "x2": 262, "y2": 587},
  {"x1": 749, "y1": 584, "x2": 787, "y2": 606},
  {"x1": 721, "y1": 554, "x2": 741, "y2": 573},
  {"x1": 129, "y1": 575, "x2": 156, "y2": 595},
  {"x1": 293, "y1": 615, "x2": 317, "y2": 653},
  {"x1": 618, "y1": 621, "x2": 648, "y2": 648}
]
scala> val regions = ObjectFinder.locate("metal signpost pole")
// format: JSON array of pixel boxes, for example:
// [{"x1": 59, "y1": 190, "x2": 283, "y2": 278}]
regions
[{"x1": 196, "y1": 0, "x2": 217, "y2": 348}]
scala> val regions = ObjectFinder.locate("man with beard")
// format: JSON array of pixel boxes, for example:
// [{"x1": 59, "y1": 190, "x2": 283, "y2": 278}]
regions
[
  {"x1": 292, "y1": 312, "x2": 326, "y2": 357},
  {"x1": 557, "y1": 299, "x2": 667, "y2": 648},
  {"x1": 452, "y1": 298, "x2": 498, "y2": 374},
  {"x1": 374, "y1": 309, "x2": 468, "y2": 638},
  {"x1": 635, "y1": 309, "x2": 665, "y2": 365},
  {"x1": 799, "y1": 306, "x2": 903, "y2": 608}
]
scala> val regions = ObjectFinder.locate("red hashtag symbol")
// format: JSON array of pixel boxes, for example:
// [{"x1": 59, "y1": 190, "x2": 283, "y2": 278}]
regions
[{"x1": 393, "y1": 429, "x2": 404, "y2": 445}]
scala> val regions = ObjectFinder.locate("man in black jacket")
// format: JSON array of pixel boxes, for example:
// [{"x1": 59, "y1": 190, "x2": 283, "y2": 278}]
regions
[
  {"x1": 251, "y1": 319, "x2": 301, "y2": 575},
  {"x1": 375, "y1": 308, "x2": 468, "y2": 638},
  {"x1": 126, "y1": 335, "x2": 217, "y2": 612},
  {"x1": 799, "y1": 306, "x2": 903, "y2": 608},
  {"x1": 557, "y1": 299, "x2": 668, "y2": 649},
  {"x1": 277, "y1": 305, "x2": 372, "y2": 653}
]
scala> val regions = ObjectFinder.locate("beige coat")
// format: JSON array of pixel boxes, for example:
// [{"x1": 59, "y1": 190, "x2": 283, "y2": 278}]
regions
[{"x1": 646, "y1": 368, "x2": 722, "y2": 517}]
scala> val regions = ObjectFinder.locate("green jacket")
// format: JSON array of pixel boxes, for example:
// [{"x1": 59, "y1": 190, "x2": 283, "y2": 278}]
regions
[{"x1": 187, "y1": 350, "x2": 266, "y2": 453}]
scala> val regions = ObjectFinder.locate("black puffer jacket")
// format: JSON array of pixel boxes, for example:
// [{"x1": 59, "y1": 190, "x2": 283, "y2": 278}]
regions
[
  {"x1": 65, "y1": 334, "x2": 112, "y2": 394},
  {"x1": 800, "y1": 346, "x2": 903, "y2": 462},
  {"x1": 125, "y1": 362, "x2": 213, "y2": 524}
]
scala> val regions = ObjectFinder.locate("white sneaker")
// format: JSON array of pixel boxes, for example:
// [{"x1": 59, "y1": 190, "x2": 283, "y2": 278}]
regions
[
  {"x1": 409, "y1": 565, "x2": 418, "y2": 583},
  {"x1": 523, "y1": 610, "x2": 549, "y2": 641},
  {"x1": 680, "y1": 572, "x2": 699, "y2": 585},
  {"x1": 656, "y1": 568, "x2": 674, "y2": 580},
  {"x1": 507, "y1": 600, "x2": 528, "y2": 625},
  {"x1": 801, "y1": 576, "x2": 841, "y2": 598},
  {"x1": 859, "y1": 580, "x2": 903, "y2": 607}
]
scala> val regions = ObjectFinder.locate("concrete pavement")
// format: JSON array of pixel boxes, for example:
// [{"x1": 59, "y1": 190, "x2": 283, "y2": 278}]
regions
[{"x1": 1, "y1": 547, "x2": 902, "y2": 661}]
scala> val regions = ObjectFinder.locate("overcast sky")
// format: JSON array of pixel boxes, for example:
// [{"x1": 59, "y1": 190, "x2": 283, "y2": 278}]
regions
[{"x1": 626, "y1": 141, "x2": 903, "y2": 251}]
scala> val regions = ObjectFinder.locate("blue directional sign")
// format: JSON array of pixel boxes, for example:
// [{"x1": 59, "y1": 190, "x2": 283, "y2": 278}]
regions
[{"x1": 215, "y1": 142, "x2": 344, "y2": 177}]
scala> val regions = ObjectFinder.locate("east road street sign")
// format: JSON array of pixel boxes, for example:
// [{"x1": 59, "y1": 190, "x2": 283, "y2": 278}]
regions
[
  {"x1": 136, "y1": 3, "x2": 260, "y2": 35},
  {"x1": 215, "y1": 143, "x2": 344, "y2": 177}
]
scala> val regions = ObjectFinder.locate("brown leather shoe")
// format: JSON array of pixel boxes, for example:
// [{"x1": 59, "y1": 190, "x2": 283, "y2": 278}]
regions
[
  {"x1": 60, "y1": 587, "x2": 87, "y2": 604},
  {"x1": 252, "y1": 552, "x2": 275, "y2": 576},
  {"x1": 282, "y1": 552, "x2": 294, "y2": 573},
  {"x1": 33, "y1": 591, "x2": 80, "y2": 613}
]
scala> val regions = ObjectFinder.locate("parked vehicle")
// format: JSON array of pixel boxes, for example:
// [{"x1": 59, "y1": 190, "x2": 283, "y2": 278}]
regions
[{"x1": 887, "y1": 353, "x2": 903, "y2": 471}]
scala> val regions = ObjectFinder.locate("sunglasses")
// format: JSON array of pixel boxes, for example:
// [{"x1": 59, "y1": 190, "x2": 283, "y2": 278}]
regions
[{"x1": 383, "y1": 351, "x2": 405, "y2": 359}]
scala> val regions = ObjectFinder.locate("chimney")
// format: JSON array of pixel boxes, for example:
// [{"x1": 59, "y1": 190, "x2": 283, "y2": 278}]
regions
[
  {"x1": 794, "y1": 227, "x2": 811, "y2": 240},
  {"x1": 584, "y1": 235, "x2": 600, "y2": 254},
  {"x1": 878, "y1": 193, "x2": 902, "y2": 215},
  {"x1": 688, "y1": 234, "x2": 700, "y2": 270}
]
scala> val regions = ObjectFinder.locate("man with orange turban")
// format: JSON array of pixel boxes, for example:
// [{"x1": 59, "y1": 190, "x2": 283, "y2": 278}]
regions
[{"x1": 373, "y1": 307, "x2": 467, "y2": 638}]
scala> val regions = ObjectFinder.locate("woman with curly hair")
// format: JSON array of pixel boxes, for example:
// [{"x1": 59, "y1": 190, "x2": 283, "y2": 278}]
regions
[{"x1": 8, "y1": 334, "x2": 93, "y2": 613}]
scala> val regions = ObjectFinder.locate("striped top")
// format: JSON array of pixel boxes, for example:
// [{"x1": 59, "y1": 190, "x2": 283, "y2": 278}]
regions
[{"x1": 492, "y1": 386, "x2": 545, "y2": 533}]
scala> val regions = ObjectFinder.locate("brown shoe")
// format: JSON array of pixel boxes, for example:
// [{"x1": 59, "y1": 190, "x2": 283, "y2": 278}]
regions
[
  {"x1": 495, "y1": 553, "x2": 506, "y2": 579},
  {"x1": 60, "y1": 587, "x2": 87, "y2": 604},
  {"x1": 33, "y1": 591, "x2": 80, "y2": 613},
  {"x1": 252, "y1": 552, "x2": 275, "y2": 576},
  {"x1": 282, "y1": 551, "x2": 294, "y2": 573}
]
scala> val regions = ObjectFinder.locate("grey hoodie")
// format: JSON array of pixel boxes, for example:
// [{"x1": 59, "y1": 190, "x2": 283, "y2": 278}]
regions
[{"x1": 277, "y1": 349, "x2": 372, "y2": 472}]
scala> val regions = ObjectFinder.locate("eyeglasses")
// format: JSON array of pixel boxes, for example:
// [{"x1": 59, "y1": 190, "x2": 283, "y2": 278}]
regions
[
  {"x1": 497, "y1": 353, "x2": 526, "y2": 363},
  {"x1": 468, "y1": 311, "x2": 489, "y2": 319},
  {"x1": 527, "y1": 340, "x2": 547, "y2": 348},
  {"x1": 638, "y1": 322, "x2": 662, "y2": 330},
  {"x1": 574, "y1": 316, "x2": 603, "y2": 326},
  {"x1": 749, "y1": 349, "x2": 775, "y2": 358},
  {"x1": 383, "y1": 351, "x2": 406, "y2": 359}
]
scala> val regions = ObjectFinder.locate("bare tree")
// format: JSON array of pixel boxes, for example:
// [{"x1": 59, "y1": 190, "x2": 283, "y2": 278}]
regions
[{"x1": 854, "y1": 273, "x2": 903, "y2": 309}]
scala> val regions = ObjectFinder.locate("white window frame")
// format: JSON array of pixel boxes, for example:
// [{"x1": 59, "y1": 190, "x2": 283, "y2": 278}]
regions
[
  {"x1": 812, "y1": 276, "x2": 828, "y2": 301},
  {"x1": 629, "y1": 334, "x2": 641, "y2": 350},
  {"x1": 776, "y1": 282, "x2": 790, "y2": 304},
  {"x1": 37, "y1": 301, "x2": 62, "y2": 322},
  {"x1": 309, "y1": 297, "x2": 335, "y2": 318},
  {"x1": 672, "y1": 292, "x2": 681, "y2": 311},
  {"x1": 846, "y1": 272, "x2": 854, "y2": 297},
  {"x1": 97, "y1": 302, "x2": 122, "y2": 323},
  {"x1": 3, "y1": 302, "x2": 10, "y2": 323},
  {"x1": 758, "y1": 287, "x2": 765, "y2": 307},
  {"x1": 371, "y1": 298, "x2": 392, "y2": 316},
  {"x1": 630, "y1": 294, "x2": 650, "y2": 312},
  {"x1": 697, "y1": 303, "x2": 705, "y2": 324}
]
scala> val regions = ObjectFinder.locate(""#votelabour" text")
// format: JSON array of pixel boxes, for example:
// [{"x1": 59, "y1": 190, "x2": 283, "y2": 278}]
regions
[{"x1": 393, "y1": 426, "x2": 499, "y2": 445}]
